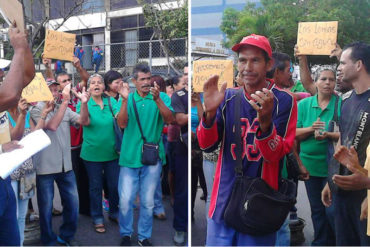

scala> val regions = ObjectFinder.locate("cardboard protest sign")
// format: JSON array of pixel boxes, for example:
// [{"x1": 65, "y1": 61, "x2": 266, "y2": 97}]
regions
[
  {"x1": 193, "y1": 60, "x2": 234, "y2": 92},
  {"x1": 297, "y1": 21, "x2": 338, "y2": 55},
  {"x1": 22, "y1": 73, "x2": 53, "y2": 103},
  {"x1": 43, "y1": 30, "x2": 76, "y2": 61},
  {"x1": 0, "y1": 0, "x2": 25, "y2": 33}
]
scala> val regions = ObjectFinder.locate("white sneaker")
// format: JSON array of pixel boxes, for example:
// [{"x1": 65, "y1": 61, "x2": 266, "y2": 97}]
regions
[{"x1": 173, "y1": 231, "x2": 185, "y2": 246}]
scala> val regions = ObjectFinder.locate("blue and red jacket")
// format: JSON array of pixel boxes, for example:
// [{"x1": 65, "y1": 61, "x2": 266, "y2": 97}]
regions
[{"x1": 197, "y1": 80, "x2": 297, "y2": 222}]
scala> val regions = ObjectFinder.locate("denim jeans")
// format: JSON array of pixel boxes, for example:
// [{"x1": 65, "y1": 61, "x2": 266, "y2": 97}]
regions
[
  {"x1": 275, "y1": 214, "x2": 290, "y2": 246},
  {"x1": 173, "y1": 141, "x2": 188, "y2": 232},
  {"x1": 153, "y1": 175, "x2": 165, "y2": 215},
  {"x1": 11, "y1": 180, "x2": 29, "y2": 246},
  {"x1": 118, "y1": 161, "x2": 162, "y2": 241},
  {"x1": 206, "y1": 218, "x2": 276, "y2": 246},
  {"x1": 83, "y1": 159, "x2": 120, "y2": 224},
  {"x1": 72, "y1": 148, "x2": 90, "y2": 216},
  {"x1": 305, "y1": 176, "x2": 335, "y2": 246},
  {"x1": 333, "y1": 189, "x2": 370, "y2": 246},
  {"x1": 36, "y1": 171, "x2": 79, "y2": 245},
  {"x1": 0, "y1": 177, "x2": 20, "y2": 246},
  {"x1": 203, "y1": 159, "x2": 216, "y2": 217}
]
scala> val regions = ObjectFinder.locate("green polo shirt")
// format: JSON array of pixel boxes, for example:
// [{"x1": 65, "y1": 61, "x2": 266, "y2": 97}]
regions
[
  {"x1": 119, "y1": 91, "x2": 173, "y2": 168},
  {"x1": 291, "y1": 80, "x2": 308, "y2": 93},
  {"x1": 77, "y1": 96, "x2": 120, "y2": 162},
  {"x1": 297, "y1": 94, "x2": 341, "y2": 177}
]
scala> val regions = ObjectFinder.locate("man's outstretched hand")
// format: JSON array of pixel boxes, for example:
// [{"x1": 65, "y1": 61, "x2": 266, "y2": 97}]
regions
[{"x1": 203, "y1": 75, "x2": 227, "y2": 125}]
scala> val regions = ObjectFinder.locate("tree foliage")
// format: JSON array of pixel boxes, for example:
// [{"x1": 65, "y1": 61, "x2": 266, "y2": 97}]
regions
[
  {"x1": 138, "y1": 0, "x2": 188, "y2": 74},
  {"x1": 221, "y1": 0, "x2": 370, "y2": 64}
]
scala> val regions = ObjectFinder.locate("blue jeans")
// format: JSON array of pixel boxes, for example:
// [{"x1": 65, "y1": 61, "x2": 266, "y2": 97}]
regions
[
  {"x1": 36, "y1": 171, "x2": 79, "y2": 245},
  {"x1": 173, "y1": 141, "x2": 188, "y2": 232},
  {"x1": 275, "y1": 215, "x2": 290, "y2": 246},
  {"x1": 153, "y1": 175, "x2": 165, "y2": 215},
  {"x1": 203, "y1": 158, "x2": 216, "y2": 217},
  {"x1": 11, "y1": 180, "x2": 30, "y2": 246},
  {"x1": 118, "y1": 161, "x2": 162, "y2": 241},
  {"x1": 206, "y1": 218, "x2": 276, "y2": 246},
  {"x1": 84, "y1": 159, "x2": 119, "y2": 224},
  {"x1": 333, "y1": 189, "x2": 370, "y2": 246},
  {"x1": 0, "y1": 177, "x2": 20, "y2": 246},
  {"x1": 305, "y1": 176, "x2": 335, "y2": 246}
]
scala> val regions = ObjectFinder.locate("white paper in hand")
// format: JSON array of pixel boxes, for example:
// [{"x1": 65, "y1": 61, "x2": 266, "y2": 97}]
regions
[{"x1": 0, "y1": 129, "x2": 51, "y2": 179}]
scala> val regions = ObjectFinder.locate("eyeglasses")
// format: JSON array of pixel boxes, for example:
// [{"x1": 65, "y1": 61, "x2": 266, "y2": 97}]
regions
[{"x1": 62, "y1": 78, "x2": 72, "y2": 83}]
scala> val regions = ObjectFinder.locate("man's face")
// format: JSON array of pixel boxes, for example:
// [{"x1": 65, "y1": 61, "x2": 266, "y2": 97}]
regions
[
  {"x1": 133, "y1": 72, "x2": 151, "y2": 95},
  {"x1": 335, "y1": 70, "x2": 352, "y2": 93},
  {"x1": 275, "y1": 60, "x2": 292, "y2": 88},
  {"x1": 338, "y1": 48, "x2": 358, "y2": 83},
  {"x1": 49, "y1": 84, "x2": 60, "y2": 100},
  {"x1": 237, "y1": 45, "x2": 272, "y2": 88},
  {"x1": 57, "y1": 74, "x2": 72, "y2": 90}
]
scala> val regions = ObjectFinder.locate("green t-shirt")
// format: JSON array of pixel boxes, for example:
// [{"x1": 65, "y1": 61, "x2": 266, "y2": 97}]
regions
[
  {"x1": 291, "y1": 80, "x2": 308, "y2": 93},
  {"x1": 119, "y1": 91, "x2": 173, "y2": 168},
  {"x1": 77, "y1": 96, "x2": 120, "y2": 162},
  {"x1": 297, "y1": 94, "x2": 341, "y2": 177}
]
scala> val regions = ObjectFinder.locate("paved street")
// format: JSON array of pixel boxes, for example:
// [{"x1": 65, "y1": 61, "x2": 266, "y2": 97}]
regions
[
  {"x1": 29, "y1": 190, "x2": 184, "y2": 246},
  {"x1": 191, "y1": 181, "x2": 314, "y2": 246}
]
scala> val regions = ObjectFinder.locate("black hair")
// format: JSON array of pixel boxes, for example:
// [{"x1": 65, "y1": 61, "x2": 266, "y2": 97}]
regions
[
  {"x1": 266, "y1": 52, "x2": 291, "y2": 79},
  {"x1": 104, "y1": 70, "x2": 122, "y2": 91},
  {"x1": 343, "y1": 41, "x2": 370, "y2": 74},
  {"x1": 133, "y1": 63, "x2": 151, "y2": 79},
  {"x1": 55, "y1": 71, "x2": 70, "y2": 82},
  {"x1": 170, "y1": 76, "x2": 180, "y2": 86}
]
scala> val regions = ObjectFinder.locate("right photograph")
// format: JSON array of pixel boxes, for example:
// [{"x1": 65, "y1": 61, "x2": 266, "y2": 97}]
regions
[{"x1": 190, "y1": 0, "x2": 370, "y2": 246}]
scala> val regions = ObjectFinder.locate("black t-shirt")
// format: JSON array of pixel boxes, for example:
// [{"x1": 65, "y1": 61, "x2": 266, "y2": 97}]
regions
[
  {"x1": 340, "y1": 89, "x2": 370, "y2": 174},
  {"x1": 171, "y1": 88, "x2": 188, "y2": 134}
]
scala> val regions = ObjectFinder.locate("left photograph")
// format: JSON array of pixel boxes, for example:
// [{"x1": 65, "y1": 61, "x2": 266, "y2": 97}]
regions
[{"x1": 0, "y1": 0, "x2": 189, "y2": 246}]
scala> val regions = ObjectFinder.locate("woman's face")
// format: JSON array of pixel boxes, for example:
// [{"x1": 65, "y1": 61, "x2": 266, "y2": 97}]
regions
[
  {"x1": 108, "y1": 78, "x2": 122, "y2": 93},
  {"x1": 316, "y1": 70, "x2": 336, "y2": 96},
  {"x1": 89, "y1": 76, "x2": 105, "y2": 97}
]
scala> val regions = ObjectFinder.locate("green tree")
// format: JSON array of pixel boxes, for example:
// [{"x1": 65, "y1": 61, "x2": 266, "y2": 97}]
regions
[
  {"x1": 138, "y1": 0, "x2": 188, "y2": 74},
  {"x1": 221, "y1": 0, "x2": 370, "y2": 64}
]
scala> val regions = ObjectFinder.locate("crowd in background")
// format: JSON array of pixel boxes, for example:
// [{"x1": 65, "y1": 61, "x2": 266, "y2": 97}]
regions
[{"x1": 0, "y1": 23, "x2": 189, "y2": 247}]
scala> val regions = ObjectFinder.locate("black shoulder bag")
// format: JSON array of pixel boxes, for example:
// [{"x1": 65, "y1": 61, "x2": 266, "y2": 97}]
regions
[
  {"x1": 132, "y1": 96, "x2": 159, "y2": 165},
  {"x1": 224, "y1": 89, "x2": 297, "y2": 235},
  {"x1": 108, "y1": 97, "x2": 123, "y2": 154}
]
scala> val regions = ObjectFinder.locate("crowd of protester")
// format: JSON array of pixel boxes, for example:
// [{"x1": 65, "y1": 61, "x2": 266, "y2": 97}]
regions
[
  {"x1": 0, "y1": 23, "x2": 188, "y2": 247},
  {"x1": 194, "y1": 33, "x2": 370, "y2": 247},
  {"x1": 1, "y1": 21, "x2": 370, "y2": 247}
]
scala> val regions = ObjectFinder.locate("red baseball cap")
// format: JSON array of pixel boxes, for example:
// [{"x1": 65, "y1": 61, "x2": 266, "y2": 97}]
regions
[{"x1": 231, "y1": 34, "x2": 272, "y2": 59}]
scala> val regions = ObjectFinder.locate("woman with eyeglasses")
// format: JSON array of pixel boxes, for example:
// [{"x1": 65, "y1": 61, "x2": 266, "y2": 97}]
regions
[
  {"x1": 296, "y1": 66, "x2": 340, "y2": 246},
  {"x1": 76, "y1": 74, "x2": 129, "y2": 233}
]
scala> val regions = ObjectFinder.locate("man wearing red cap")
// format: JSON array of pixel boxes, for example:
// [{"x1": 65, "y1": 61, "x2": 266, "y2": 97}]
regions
[{"x1": 197, "y1": 34, "x2": 297, "y2": 245}]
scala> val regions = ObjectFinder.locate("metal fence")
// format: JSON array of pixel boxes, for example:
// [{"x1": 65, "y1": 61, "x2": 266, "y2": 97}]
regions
[{"x1": 26, "y1": 38, "x2": 187, "y2": 81}]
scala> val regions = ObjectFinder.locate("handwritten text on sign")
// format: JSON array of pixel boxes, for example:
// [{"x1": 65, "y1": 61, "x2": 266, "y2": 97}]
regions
[
  {"x1": 22, "y1": 73, "x2": 53, "y2": 103},
  {"x1": 44, "y1": 30, "x2": 76, "y2": 61},
  {"x1": 297, "y1": 21, "x2": 338, "y2": 55},
  {"x1": 193, "y1": 60, "x2": 234, "y2": 92}
]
